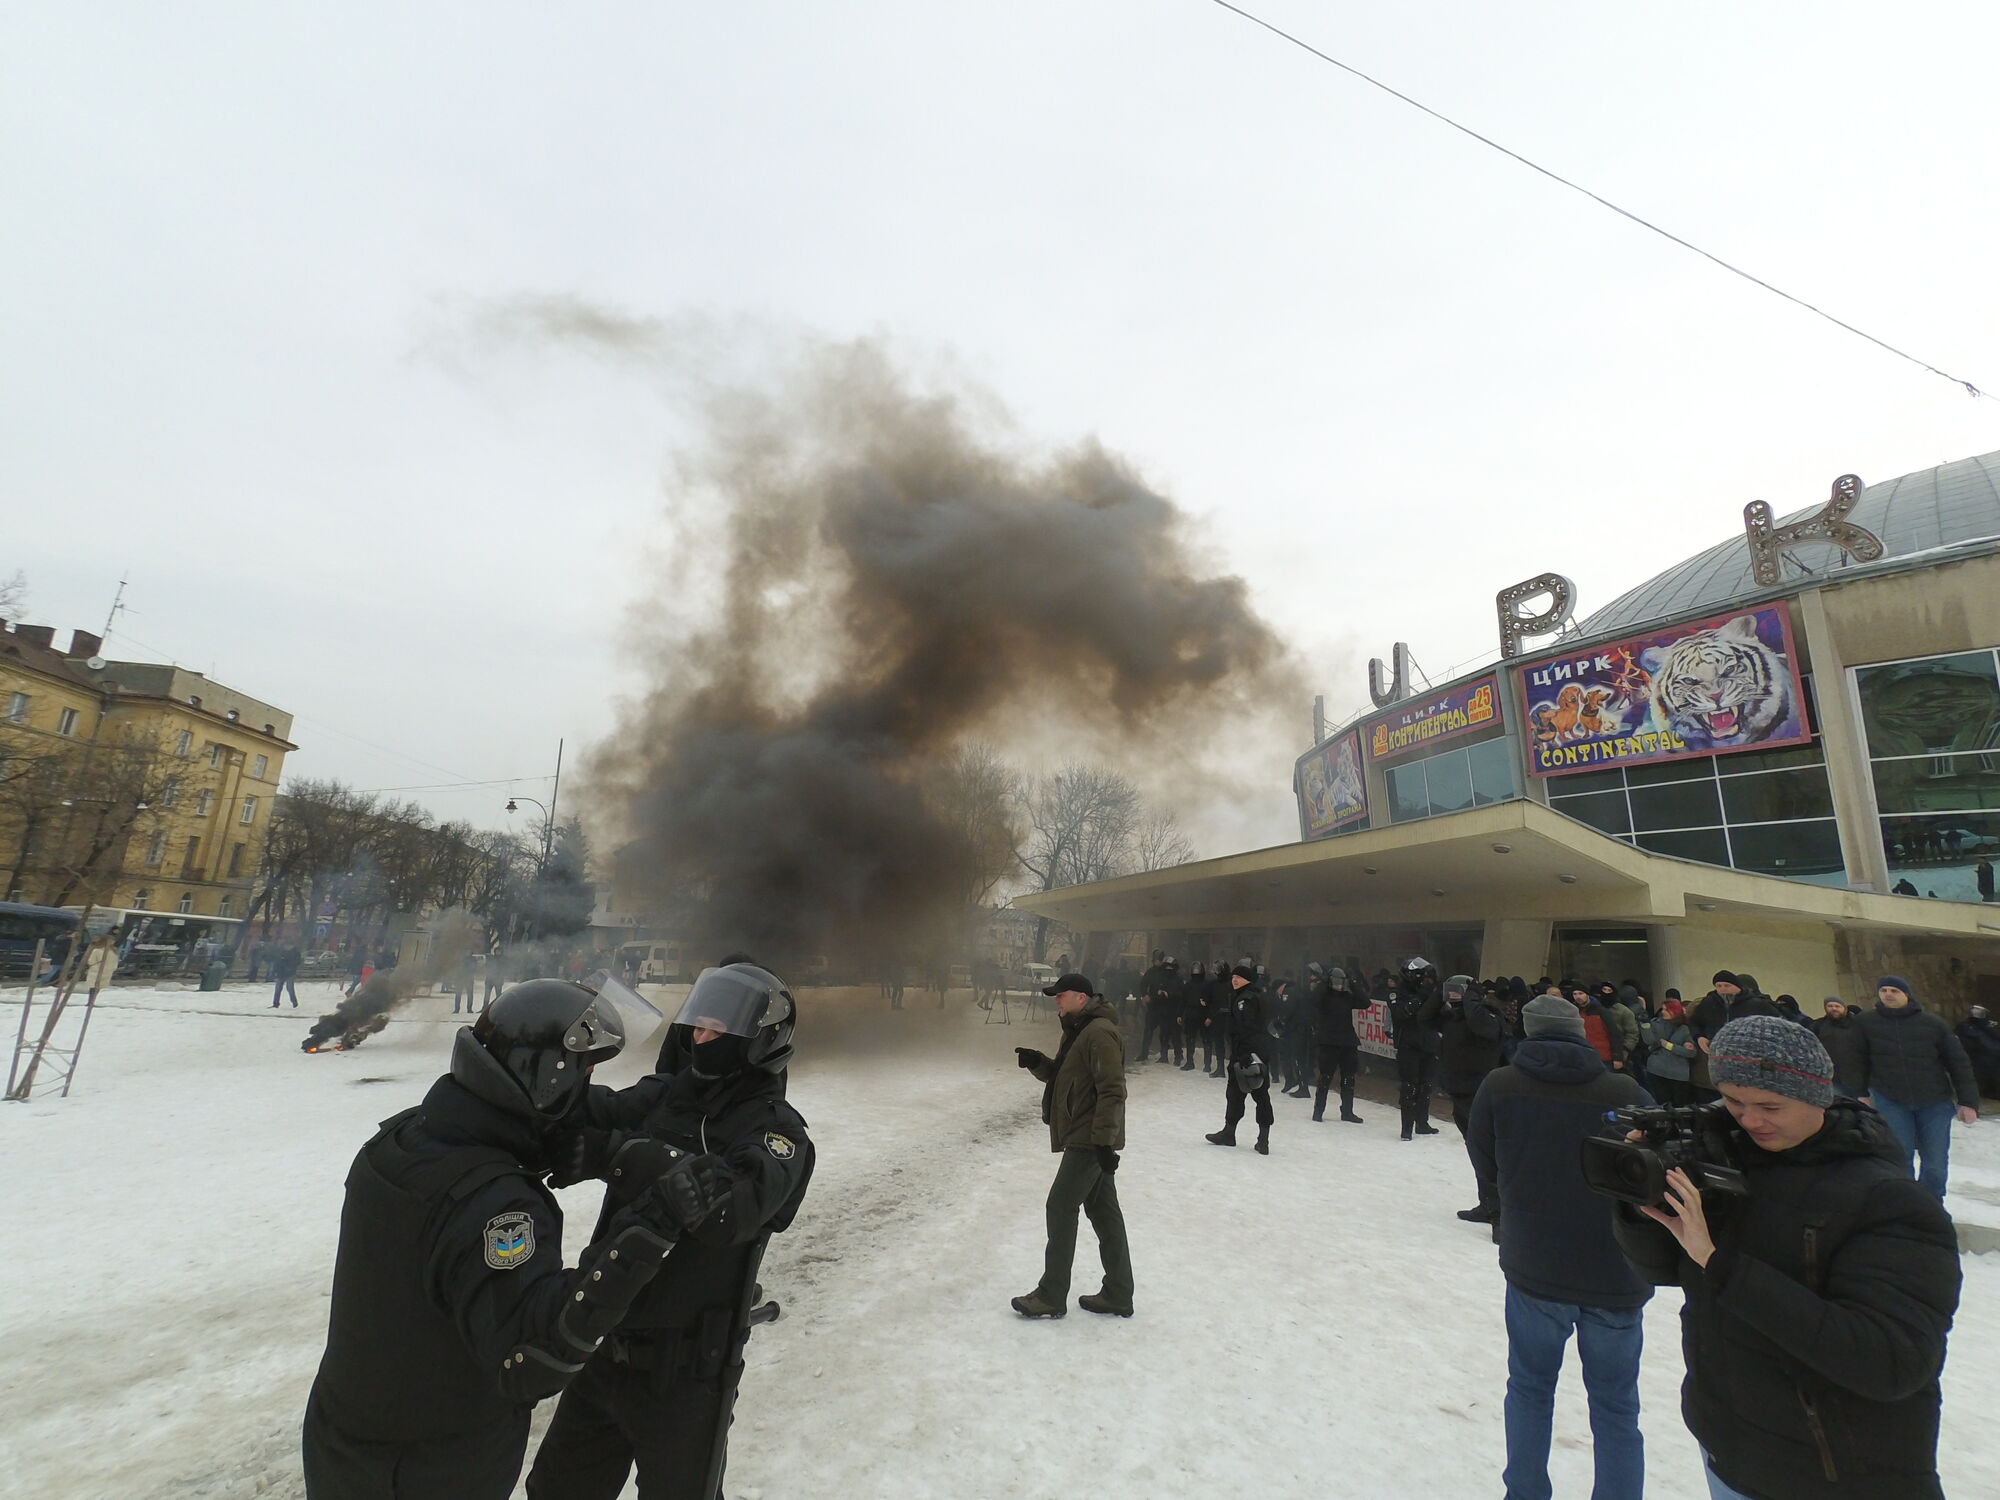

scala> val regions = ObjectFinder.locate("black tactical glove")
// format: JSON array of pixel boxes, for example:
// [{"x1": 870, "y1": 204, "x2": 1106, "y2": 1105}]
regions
[
  {"x1": 1095, "y1": 1147, "x2": 1120, "y2": 1175},
  {"x1": 625, "y1": 1151, "x2": 725, "y2": 1241},
  {"x1": 547, "y1": 1126, "x2": 617, "y2": 1190},
  {"x1": 1015, "y1": 1047, "x2": 1047, "y2": 1070}
]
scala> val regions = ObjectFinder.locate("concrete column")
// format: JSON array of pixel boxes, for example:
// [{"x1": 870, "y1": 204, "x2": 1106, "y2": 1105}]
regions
[
  {"x1": 1646, "y1": 922, "x2": 1684, "y2": 1000},
  {"x1": 1794, "y1": 588, "x2": 1887, "y2": 892},
  {"x1": 1482, "y1": 917, "x2": 1552, "y2": 978}
]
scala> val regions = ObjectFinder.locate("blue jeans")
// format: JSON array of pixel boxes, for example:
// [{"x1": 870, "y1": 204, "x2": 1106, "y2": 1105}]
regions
[
  {"x1": 1703, "y1": 1455, "x2": 1761, "y2": 1499},
  {"x1": 1503, "y1": 1286, "x2": 1644, "y2": 1500},
  {"x1": 1870, "y1": 1092, "x2": 1955, "y2": 1200}
]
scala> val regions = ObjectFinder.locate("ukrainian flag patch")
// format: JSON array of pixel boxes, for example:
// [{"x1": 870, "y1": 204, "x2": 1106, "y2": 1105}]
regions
[{"x1": 483, "y1": 1211, "x2": 536, "y2": 1270}]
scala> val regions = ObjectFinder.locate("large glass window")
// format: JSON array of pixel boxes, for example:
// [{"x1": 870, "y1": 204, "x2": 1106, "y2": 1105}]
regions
[
  {"x1": 1385, "y1": 736, "x2": 1517, "y2": 823},
  {"x1": 1425, "y1": 752, "x2": 1474, "y2": 815},
  {"x1": 1856, "y1": 648, "x2": 2000, "y2": 902},
  {"x1": 1547, "y1": 679, "x2": 1843, "y2": 886},
  {"x1": 1468, "y1": 737, "x2": 1516, "y2": 805},
  {"x1": 1387, "y1": 763, "x2": 1429, "y2": 823}
]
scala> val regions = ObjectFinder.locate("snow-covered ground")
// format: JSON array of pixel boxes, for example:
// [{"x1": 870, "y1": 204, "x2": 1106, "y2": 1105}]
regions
[{"x1": 3, "y1": 978, "x2": 1996, "y2": 1500}]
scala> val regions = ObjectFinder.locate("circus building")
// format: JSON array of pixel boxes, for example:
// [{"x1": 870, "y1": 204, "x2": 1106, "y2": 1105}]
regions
[{"x1": 1019, "y1": 448, "x2": 2000, "y2": 1021}]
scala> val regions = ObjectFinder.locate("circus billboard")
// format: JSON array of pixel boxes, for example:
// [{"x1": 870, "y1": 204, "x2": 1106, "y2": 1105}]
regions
[
  {"x1": 1296, "y1": 729, "x2": 1368, "y2": 838},
  {"x1": 1520, "y1": 603, "x2": 1812, "y2": 778}
]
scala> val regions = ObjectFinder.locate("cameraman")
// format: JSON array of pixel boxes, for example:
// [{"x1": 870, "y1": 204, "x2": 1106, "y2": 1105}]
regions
[{"x1": 1613, "y1": 1017, "x2": 1962, "y2": 1500}]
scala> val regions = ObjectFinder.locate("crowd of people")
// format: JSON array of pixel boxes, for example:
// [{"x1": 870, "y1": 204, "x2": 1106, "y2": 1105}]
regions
[{"x1": 1049, "y1": 952, "x2": 1986, "y2": 1499}]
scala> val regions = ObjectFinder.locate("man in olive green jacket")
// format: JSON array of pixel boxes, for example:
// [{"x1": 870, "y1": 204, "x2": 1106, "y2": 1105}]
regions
[{"x1": 1010, "y1": 974, "x2": 1133, "y2": 1319}]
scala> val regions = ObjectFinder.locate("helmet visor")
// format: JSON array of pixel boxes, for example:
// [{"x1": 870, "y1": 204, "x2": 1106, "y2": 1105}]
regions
[
  {"x1": 573, "y1": 971, "x2": 662, "y2": 1062},
  {"x1": 675, "y1": 965, "x2": 789, "y2": 1038}
]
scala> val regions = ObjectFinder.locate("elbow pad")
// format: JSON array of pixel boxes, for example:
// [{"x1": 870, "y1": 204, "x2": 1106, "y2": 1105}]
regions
[{"x1": 496, "y1": 1220, "x2": 674, "y2": 1402}]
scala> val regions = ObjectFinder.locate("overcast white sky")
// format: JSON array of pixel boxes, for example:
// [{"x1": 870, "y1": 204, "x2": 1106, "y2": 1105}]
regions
[{"x1": 5, "y1": 2, "x2": 1996, "y2": 848}]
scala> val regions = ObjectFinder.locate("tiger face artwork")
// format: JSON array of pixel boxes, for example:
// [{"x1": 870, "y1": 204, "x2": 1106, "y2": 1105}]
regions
[{"x1": 1640, "y1": 614, "x2": 1798, "y2": 749}]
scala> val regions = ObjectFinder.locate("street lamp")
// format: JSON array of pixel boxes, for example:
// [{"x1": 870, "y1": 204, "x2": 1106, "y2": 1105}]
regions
[
  {"x1": 504, "y1": 739, "x2": 564, "y2": 868},
  {"x1": 505, "y1": 795, "x2": 555, "y2": 866}
]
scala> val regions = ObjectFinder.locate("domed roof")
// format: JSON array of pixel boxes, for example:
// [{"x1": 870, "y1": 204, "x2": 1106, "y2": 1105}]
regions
[{"x1": 1578, "y1": 448, "x2": 2000, "y2": 637}]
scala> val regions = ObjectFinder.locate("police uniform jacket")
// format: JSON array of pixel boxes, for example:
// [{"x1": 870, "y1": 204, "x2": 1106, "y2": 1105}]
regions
[
  {"x1": 1224, "y1": 983, "x2": 1272, "y2": 1061},
  {"x1": 579, "y1": 1065, "x2": 813, "y2": 1336},
  {"x1": 307, "y1": 1076, "x2": 575, "y2": 1449}
]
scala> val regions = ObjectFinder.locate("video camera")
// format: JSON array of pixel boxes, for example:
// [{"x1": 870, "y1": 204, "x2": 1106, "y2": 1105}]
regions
[{"x1": 1580, "y1": 1100, "x2": 1748, "y2": 1208}]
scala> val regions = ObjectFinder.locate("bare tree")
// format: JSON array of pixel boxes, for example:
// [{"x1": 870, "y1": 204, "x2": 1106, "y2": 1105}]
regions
[
  {"x1": 921, "y1": 741, "x2": 1021, "y2": 907},
  {"x1": 1017, "y1": 762, "x2": 1141, "y2": 960},
  {"x1": 0, "y1": 571, "x2": 27, "y2": 619},
  {"x1": 0, "y1": 719, "x2": 176, "y2": 906},
  {"x1": 1132, "y1": 811, "x2": 1196, "y2": 872}
]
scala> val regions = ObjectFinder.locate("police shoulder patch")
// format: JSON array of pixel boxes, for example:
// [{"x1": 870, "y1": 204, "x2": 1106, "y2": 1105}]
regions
[
  {"x1": 483, "y1": 1210, "x2": 536, "y2": 1270},
  {"x1": 763, "y1": 1132, "x2": 797, "y2": 1161}
]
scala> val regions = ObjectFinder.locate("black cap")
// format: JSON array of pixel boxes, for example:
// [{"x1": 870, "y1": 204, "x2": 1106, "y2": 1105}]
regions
[{"x1": 1042, "y1": 972, "x2": 1096, "y2": 998}]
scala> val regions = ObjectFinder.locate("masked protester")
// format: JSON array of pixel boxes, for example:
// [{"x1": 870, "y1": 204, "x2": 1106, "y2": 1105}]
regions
[
  {"x1": 1207, "y1": 963, "x2": 1277, "y2": 1154},
  {"x1": 303, "y1": 981, "x2": 723, "y2": 1500},
  {"x1": 1390, "y1": 958, "x2": 1443, "y2": 1140},
  {"x1": 526, "y1": 962, "x2": 814, "y2": 1500}
]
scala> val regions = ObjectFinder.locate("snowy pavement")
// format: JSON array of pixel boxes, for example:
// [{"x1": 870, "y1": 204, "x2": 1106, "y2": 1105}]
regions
[{"x1": 3, "y1": 980, "x2": 1997, "y2": 1499}]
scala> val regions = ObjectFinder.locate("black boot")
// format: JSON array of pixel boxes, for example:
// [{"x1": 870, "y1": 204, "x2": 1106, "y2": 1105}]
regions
[
  {"x1": 1456, "y1": 1201, "x2": 1500, "y2": 1223},
  {"x1": 1206, "y1": 1128, "x2": 1237, "y2": 1147},
  {"x1": 1180, "y1": 1057, "x2": 1195, "y2": 1071},
  {"x1": 1414, "y1": 1106, "x2": 1440, "y2": 1137},
  {"x1": 1254, "y1": 1128, "x2": 1270, "y2": 1156},
  {"x1": 1339, "y1": 1085, "x2": 1363, "y2": 1124},
  {"x1": 1399, "y1": 1107, "x2": 1414, "y2": 1142}
]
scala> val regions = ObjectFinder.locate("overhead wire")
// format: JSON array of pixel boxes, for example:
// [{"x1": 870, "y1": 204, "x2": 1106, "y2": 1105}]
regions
[{"x1": 1204, "y1": 0, "x2": 1994, "y2": 403}]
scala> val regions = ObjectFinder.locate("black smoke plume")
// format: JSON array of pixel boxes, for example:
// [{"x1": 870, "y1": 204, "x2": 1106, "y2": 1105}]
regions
[
  {"x1": 452, "y1": 304, "x2": 1302, "y2": 963},
  {"x1": 302, "y1": 910, "x2": 481, "y2": 1051}
]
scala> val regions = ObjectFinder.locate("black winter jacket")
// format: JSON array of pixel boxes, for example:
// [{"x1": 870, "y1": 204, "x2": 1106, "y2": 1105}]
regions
[
  {"x1": 1856, "y1": 1001, "x2": 1978, "y2": 1108},
  {"x1": 1614, "y1": 1101, "x2": 1960, "y2": 1500},
  {"x1": 1224, "y1": 983, "x2": 1272, "y2": 1060},
  {"x1": 579, "y1": 1067, "x2": 813, "y2": 1334},
  {"x1": 1691, "y1": 988, "x2": 1782, "y2": 1045},
  {"x1": 1436, "y1": 997, "x2": 1504, "y2": 1095},
  {"x1": 1389, "y1": 984, "x2": 1442, "y2": 1056},
  {"x1": 1811, "y1": 1013, "x2": 1869, "y2": 1095},
  {"x1": 1466, "y1": 1035, "x2": 1653, "y2": 1308},
  {"x1": 1313, "y1": 982, "x2": 1371, "y2": 1049}
]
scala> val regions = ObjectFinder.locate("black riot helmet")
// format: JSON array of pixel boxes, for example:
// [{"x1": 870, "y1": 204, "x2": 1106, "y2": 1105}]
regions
[
  {"x1": 673, "y1": 962, "x2": 796, "y2": 1076},
  {"x1": 452, "y1": 979, "x2": 626, "y2": 1123}
]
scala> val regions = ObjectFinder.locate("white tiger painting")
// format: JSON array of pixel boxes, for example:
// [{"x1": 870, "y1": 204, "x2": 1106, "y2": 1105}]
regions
[{"x1": 1639, "y1": 614, "x2": 1800, "y2": 750}]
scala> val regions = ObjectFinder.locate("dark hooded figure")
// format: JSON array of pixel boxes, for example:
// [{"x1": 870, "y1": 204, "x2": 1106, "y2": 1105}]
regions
[
  {"x1": 1311, "y1": 965, "x2": 1372, "y2": 1124},
  {"x1": 1436, "y1": 973, "x2": 1505, "y2": 1221},
  {"x1": 1390, "y1": 958, "x2": 1443, "y2": 1140}
]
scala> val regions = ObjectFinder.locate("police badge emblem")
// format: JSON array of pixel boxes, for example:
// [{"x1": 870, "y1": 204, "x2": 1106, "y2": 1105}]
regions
[
  {"x1": 483, "y1": 1211, "x2": 536, "y2": 1270},
  {"x1": 764, "y1": 1132, "x2": 796, "y2": 1160}
]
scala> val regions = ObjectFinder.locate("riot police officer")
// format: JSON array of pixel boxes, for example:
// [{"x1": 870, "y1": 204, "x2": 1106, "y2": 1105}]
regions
[
  {"x1": 1311, "y1": 965, "x2": 1371, "y2": 1123},
  {"x1": 1142, "y1": 956, "x2": 1185, "y2": 1065},
  {"x1": 1391, "y1": 957, "x2": 1444, "y2": 1141},
  {"x1": 1206, "y1": 963, "x2": 1276, "y2": 1154},
  {"x1": 526, "y1": 961, "x2": 814, "y2": 1500},
  {"x1": 302, "y1": 980, "x2": 722, "y2": 1500}
]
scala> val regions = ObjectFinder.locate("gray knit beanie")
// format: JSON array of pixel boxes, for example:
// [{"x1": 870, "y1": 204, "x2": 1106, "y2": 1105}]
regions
[
  {"x1": 1522, "y1": 994, "x2": 1586, "y2": 1039},
  {"x1": 1710, "y1": 1015, "x2": 1835, "y2": 1108}
]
